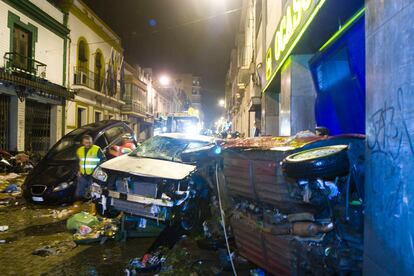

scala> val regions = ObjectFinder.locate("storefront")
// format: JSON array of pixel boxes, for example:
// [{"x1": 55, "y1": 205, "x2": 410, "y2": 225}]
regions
[
  {"x1": 262, "y1": 0, "x2": 365, "y2": 136},
  {"x1": 0, "y1": 70, "x2": 73, "y2": 154}
]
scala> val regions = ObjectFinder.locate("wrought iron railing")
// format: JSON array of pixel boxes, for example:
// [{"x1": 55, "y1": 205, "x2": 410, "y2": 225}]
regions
[
  {"x1": 3, "y1": 52, "x2": 47, "y2": 78},
  {"x1": 121, "y1": 96, "x2": 147, "y2": 115},
  {"x1": 73, "y1": 66, "x2": 104, "y2": 92}
]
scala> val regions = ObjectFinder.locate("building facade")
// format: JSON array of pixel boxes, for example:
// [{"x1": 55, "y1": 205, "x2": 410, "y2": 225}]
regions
[
  {"x1": 172, "y1": 73, "x2": 203, "y2": 120},
  {"x1": 122, "y1": 63, "x2": 153, "y2": 141},
  {"x1": 226, "y1": 0, "x2": 365, "y2": 138},
  {"x1": 63, "y1": 0, "x2": 124, "y2": 133},
  {"x1": 225, "y1": 0, "x2": 261, "y2": 137},
  {"x1": 0, "y1": 0, "x2": 72, "y2": 154}
]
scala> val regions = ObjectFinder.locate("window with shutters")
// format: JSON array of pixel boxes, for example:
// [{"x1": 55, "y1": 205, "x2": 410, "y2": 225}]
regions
[{"x1": 13, "y1": 25, "x2": 31, "y2": 70}]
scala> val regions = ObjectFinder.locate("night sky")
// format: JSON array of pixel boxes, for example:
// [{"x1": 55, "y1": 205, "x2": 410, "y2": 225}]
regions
[{"x1": 82, "y1": 0, "x2": 241, "y2": 126}]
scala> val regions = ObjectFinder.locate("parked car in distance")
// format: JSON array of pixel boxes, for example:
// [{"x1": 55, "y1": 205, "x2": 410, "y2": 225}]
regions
[
  {"x1": 23, "y1": 120, "x2": 137, "y2": 204},
  {"x1": 91, "y1": 133, "x2": 221, "y2": 232}
]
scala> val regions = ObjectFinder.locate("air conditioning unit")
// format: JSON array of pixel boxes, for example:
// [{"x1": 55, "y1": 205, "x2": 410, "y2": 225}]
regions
[{"x1": 74, "y1": 71, "x2": 88, "y2": 85}]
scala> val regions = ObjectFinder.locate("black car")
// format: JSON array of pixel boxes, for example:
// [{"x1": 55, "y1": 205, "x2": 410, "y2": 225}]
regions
[{"x1": 23, "y1": 120, "x2": 137, "y2": 204}]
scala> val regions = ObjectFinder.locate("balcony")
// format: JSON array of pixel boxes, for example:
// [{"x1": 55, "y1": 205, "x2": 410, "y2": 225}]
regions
[
  {"x1": 121, "y1": 95, "x2": 147, "y2": 118},
  {"x1": 72, "y1": 66, "x2": 124, "y2": 105},
  {"x1": 3, "y1": 52, "x2": 46, "y2": 78},
  {"x1": 1, "y1": 52, "x2": 73, "y2": 100},
  {"x1": 73, "y1": 66, "x2": 104, "y2": 92}
]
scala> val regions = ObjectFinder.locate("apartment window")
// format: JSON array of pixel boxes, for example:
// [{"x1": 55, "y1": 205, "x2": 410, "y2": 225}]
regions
[
  {"x1": 77, "y1": 107, "x2": 87, "y2": 127},
  {"x1": 77, "y1": 39, "x2": 89, "y2": 72},
  {"x1": 95, "y1": 111, "x2": 102, "y2": 122},
  {"x1": 192, "y1": 89, "x2": 198, "y2": 95},
  {"x1": 94, "y1": 50, "x2": 104, "y2": 91},
  {"x1": 13, "y1": 25, "x2": 31, "y2": 70}
]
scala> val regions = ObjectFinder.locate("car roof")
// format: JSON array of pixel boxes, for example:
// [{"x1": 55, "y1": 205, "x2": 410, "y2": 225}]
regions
[
  {"x1": 158, "y1": 133, "x2": 215, "y2": 143},
  {"x1": 66, "y1": 120, "x2": 130, "y2": 138}
]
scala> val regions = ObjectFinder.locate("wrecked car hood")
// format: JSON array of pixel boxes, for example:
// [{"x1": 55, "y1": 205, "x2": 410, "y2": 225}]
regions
[{"x1": 99, "y1": 154, "x2": 196, "y2": 180}]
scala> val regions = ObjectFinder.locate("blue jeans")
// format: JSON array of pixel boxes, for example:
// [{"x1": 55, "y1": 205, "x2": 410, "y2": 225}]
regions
[{"x1": 75, "y1": 175, "x2": 92, "y2": 199}]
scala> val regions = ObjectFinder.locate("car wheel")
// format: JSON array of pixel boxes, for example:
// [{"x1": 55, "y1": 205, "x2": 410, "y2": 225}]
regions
[
  {"x1": 178, "y1": 197, "x2": 204, "y2": 234},
  {"x1": 282, "y1": 145, "x2": 350, "y2": 180}
]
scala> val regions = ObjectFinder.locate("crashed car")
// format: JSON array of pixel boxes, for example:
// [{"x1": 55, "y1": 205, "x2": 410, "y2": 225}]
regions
[
  {"x1": 23, "y1": 120, "x2": 137, "y2": 204},
  {"x1": 91, "y1": 133, "x2": 220, "y2": 232}
]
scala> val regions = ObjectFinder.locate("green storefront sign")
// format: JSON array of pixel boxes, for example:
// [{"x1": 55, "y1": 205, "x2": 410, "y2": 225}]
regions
[{"x1": 264, "y1": 0, "x2": 326, "y2": 91}]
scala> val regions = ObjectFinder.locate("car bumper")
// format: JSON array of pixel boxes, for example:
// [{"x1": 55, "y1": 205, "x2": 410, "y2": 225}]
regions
[
  {"x1": 98, "y1": 190, "x2": 175, "y2": 221},
  {"x1": 23, "y1": 185, "x2": 76, "y2": 204}
]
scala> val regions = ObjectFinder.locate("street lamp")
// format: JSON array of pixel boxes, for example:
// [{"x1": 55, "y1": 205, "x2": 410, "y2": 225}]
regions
[
  {"x1": 218, "y1": 98, "x2": 225, "y2": 107},
  {"x1": 159, "y1": 75, "x2": 170, "y2": 86}
]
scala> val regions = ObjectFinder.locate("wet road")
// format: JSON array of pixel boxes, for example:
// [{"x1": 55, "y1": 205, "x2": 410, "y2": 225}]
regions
[{"x1": 0, "y1": 200, "x2": 154, "y2": 276}]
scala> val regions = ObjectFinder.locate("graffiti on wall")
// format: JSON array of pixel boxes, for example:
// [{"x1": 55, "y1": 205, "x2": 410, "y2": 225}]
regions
[{"x1": 367, "y1": 88, "x2": 414, "y2": 160}]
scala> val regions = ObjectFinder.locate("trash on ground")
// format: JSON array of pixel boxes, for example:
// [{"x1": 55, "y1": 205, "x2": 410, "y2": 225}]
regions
[
  {"x1": 66, "y1": 211, "x2": 99, "y2": 231},
  {"x1": 1, "y1": 183, "x2": 18, "y2": 193},
  {"x1": 68, "y1": 212, "x2": 120, "y2": 244},
  {"x1": 0, "y1": 225, "x2": 9, "y2": 232},
  {"x1": 32, "y1": 240, "x2": 77, "y2": 257},
  {"x1": 125, "y1": 247, "x2": 168, "y2": 274},
  {"x1": 79, "y1": 225, "x2": 92, "y2": 235},
  {"x1": 0, "y1": 173, "x2": 21, "y2": 182}
]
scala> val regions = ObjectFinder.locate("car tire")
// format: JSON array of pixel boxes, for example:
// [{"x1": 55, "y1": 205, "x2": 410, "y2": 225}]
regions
[
  {"x1": 282, "y1": 145, "x2": 350, "y2": 180},
  {"x1": 178, "y1": 197, "x2": 206, "y2": 234}
]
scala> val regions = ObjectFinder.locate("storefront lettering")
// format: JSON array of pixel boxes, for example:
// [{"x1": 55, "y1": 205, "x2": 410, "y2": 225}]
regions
[{"x1": 265, "y1": 0, "x2": 324, "y2": 82}]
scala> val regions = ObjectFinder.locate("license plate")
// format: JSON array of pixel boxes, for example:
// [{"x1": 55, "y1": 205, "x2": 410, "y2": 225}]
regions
[{"x1": 32, "y1": 196, "x2": 44, "y2": 202}]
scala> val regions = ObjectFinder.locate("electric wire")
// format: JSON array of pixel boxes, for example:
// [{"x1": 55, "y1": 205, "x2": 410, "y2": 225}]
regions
[{"x1": 215, "y1": 162, "x2": 237, "y2": 276}]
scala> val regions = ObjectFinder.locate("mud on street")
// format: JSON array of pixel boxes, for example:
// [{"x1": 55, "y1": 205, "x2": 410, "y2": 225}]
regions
[{"x1": 0, "y1": 177, "x2": 154, "y2": 275}]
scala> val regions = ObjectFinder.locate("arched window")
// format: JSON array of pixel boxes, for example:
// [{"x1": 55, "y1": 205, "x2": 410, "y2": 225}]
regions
[
  {"x1": 77, "y1": 38, "x2": 89, "y2": 73},
  {"x1": 94, "y1": 50, "x2": 105, "y2": 91}
]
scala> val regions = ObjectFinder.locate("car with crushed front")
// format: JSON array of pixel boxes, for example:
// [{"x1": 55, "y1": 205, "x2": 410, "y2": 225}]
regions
[{"x1": 91, "y1": 133, "x2": 221, "y2": 232}]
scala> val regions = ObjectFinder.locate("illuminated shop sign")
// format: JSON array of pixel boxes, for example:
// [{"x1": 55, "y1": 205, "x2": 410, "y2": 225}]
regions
[{"x1": 264, "y1": 0, "x2": 326, "y2": 90}]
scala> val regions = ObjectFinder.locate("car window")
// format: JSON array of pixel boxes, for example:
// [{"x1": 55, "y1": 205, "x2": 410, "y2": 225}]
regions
[
  {"x1": 94, "y1": 134, "x2": 108, "y2": 149},
  {"x1": 107, "y1": 134, "x2": 137, "y2": 158},
  {"x1": 104, "y1": 126, "x2": 124, "y2": 143}
]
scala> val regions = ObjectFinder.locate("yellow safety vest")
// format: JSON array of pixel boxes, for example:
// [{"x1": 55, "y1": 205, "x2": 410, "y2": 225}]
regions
[{"x1": 77, "y1": 145, "x2": 101, "y2": 175}]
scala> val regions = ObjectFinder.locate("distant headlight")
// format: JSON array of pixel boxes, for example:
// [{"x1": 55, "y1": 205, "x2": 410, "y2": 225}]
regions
[
  {"x1": 53, "y1": 181, "x2": 74, "y2": 192},
  {"x1": 93, "y1": 166, "x2": 108, "y2": 182}
]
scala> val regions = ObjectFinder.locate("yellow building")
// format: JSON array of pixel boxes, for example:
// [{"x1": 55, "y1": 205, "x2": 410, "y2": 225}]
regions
[{"x1": 63, "y1": 0, "x2": 124, "y2": 133}]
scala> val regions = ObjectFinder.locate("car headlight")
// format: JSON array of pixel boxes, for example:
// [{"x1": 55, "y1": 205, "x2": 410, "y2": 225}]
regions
[
  {"x1": 93, "y1": 166, "x2": 108, "y2": 182},
  {"x1": 53, "y1": 181, "x2": 74, "y2": 192}
]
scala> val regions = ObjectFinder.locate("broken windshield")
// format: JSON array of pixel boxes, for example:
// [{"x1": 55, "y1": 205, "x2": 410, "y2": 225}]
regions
[{"x1": 130, "y1": 136, "x2": 208, "y2": 162}]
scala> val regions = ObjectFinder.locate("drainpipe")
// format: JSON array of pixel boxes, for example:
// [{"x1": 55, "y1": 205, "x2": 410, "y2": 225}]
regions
[{"x1": 62, "y1": 12, "x2": 71, "y2": 137}]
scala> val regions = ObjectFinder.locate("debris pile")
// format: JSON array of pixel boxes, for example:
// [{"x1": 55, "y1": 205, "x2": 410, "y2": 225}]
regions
[
  {"x1": 32, "y1": 239, "x2": 77, "y2": 257},
  {"x1": 66, "y1": 211, "x2": 120, "y2": 244},
  {"x1": 0, "y1": 172, "x2": 26, "y2": 206}
]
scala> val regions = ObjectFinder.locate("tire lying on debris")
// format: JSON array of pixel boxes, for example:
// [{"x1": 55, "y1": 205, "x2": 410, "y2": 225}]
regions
[{"x1": 282, "y1": 145, "x2": 350, "y2": 180}]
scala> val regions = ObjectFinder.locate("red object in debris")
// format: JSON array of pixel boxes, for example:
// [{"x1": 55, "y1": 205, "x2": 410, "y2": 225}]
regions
[
  {"x1": 108, "y1": 141, "x2": 137, "y2": 157},
  {"x1": 141, "y1": 253, "x2": 151, "y2": 265}
]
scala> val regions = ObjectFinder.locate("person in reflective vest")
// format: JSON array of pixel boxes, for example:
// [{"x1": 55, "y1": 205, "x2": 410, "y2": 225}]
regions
[{"x1": 75, "y1": 134, "x2": 105, "y2": 199}]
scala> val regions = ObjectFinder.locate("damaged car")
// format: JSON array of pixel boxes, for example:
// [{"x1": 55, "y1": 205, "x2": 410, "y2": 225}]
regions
[
  {"x1": 91, "y1": 133, "x2": 220, "y2": 232},
  {"x1": 23, "y1": 120, "x2": 137, "y2": 204}
]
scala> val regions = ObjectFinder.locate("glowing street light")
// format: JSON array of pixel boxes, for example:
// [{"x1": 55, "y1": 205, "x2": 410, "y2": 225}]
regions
[
  {"x1": 218, "y1": 98, "x2": 225, "y2": 107},
  {"x1": 159, "y1": 75, "x2": 170, "y2": 86}
]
